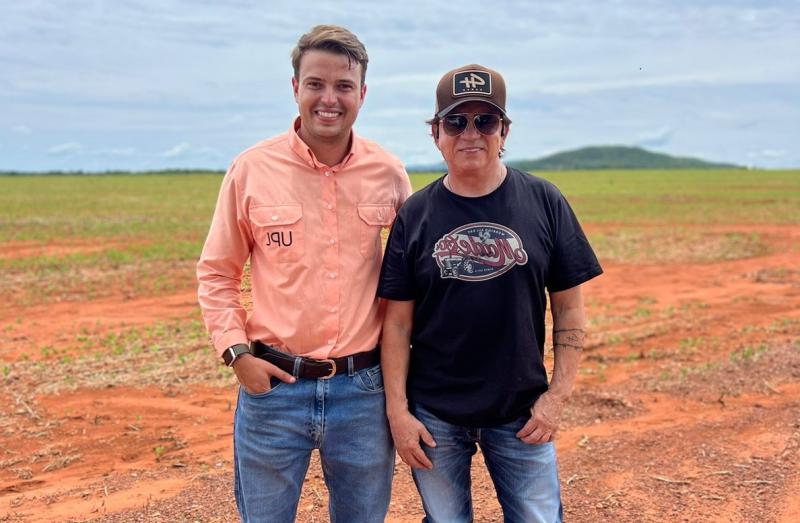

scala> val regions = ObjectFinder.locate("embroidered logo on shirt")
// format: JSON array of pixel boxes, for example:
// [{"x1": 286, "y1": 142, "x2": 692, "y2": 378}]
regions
[
  {"x1": 265, "y1": 231, "x2": 294, "y2": 247},
  {"x1": 432, "y1": 222, "x2": 528, "y2": 281}
]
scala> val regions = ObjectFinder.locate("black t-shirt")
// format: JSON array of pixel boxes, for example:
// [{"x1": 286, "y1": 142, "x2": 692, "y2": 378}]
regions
[{"x1": 378, "y1": 167, "x2": 603, "y2": 427}]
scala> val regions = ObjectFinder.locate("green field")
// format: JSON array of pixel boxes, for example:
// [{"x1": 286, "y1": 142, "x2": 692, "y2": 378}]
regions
[
  {"x1": 411, "y1": 169, "x2": 800, "y2": 224},
  {"x1": 1, "y1": 170, "x2": 798, "y2": 306},
  {"x1": 2, "y1": 170, "x2": 798, "y2": 241},
  {"x1": 1, "y1": 169, "x2": 799, "y2": 406},
  {"x1": 0, "y1": 175, "x2": 221, "y2": 242}
]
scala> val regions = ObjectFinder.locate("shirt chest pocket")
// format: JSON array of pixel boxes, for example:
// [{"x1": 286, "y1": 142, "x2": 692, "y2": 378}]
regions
[
  {"x1": 250, "y1": 205, "x2": 305, "y2": 263},
  {"x1": 357, "y1": 204, "x2": 396, "y2": 259}
]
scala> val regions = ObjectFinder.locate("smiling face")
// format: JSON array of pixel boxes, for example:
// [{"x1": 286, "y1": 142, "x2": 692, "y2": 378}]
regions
[
  {"x1": 292, "y1": 49, "x2": 366, "y2": 158},
  {"x1": 433, "y1": 101, "x2": 509, "y2": 177}
]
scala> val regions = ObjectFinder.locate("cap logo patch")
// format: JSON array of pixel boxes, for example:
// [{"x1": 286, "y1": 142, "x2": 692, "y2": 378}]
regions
[{"x1": 453, "y1": 71, "x2": 492, "y2": 96}]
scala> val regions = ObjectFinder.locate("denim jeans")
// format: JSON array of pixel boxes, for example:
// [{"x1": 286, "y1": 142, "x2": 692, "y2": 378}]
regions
[
  {"x1": 411, "y1": 403, "x2": 563, "y2": 523},
  {"x1": 233, "y1": 363, "x2": 394, "y2": 523}
]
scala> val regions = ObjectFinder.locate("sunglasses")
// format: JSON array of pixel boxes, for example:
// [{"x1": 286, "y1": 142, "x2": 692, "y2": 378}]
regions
[{"x1": 441, "y1": 113, "x2": 503, "y2": 137}]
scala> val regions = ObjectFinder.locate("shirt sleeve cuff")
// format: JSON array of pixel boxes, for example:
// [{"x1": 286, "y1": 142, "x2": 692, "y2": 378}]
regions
[{"x1": 215, "y1": 329, "x2": 249, "y2": 358}]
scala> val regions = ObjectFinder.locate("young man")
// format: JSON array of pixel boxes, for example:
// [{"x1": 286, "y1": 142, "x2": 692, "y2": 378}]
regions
[
  {"x1": 379, "y1": 64, "x2": 603, "y2": 522},
  {"x1": 197, "y1": 25, "x2": 411, "y2": 522}
]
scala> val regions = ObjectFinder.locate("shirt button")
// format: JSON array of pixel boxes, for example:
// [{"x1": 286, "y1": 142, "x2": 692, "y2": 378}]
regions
[
  {"x1": 329, "y1": 272, "x2": 337, "y2": 279},
  {"x1": 271, "y1": 215, "x2": 279, "y2": 221},
  {"x1": 329, "y1": 307, "x2": 337, "y2": 313},
  {"x1": 326, "y1": 203, "x2": 333, "y2": 210},
  {"x1": 327, "y1": 339, "x2": 334, "y2": 345},
  {"x1": 329, "y1": 238, "x2": 336, "y2": 245},
  {"x1": 324, "y1": 171, "x2": 331, "y2": 177}
]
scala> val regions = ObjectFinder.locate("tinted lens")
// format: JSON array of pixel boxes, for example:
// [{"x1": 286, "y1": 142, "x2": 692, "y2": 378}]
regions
[
  {"x1": 441, "y1": 114, "x2": 501, "y2": 136},
  {"x1": 443, "y1": 115, "x2": 469, "y2": 136},
  {"x1": 474, "y1": 114, "x2": 501, "y2": 135}
]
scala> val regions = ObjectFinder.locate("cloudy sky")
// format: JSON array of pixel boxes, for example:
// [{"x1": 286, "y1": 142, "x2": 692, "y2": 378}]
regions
[{"x1": 2, "y1": 0, "x2": 798, "y2": 171}]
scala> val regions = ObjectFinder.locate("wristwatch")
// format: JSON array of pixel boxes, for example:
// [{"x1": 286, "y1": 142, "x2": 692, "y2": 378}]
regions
[{"x1": 222, "y1": 343, "x2": 251, "y2": 367}]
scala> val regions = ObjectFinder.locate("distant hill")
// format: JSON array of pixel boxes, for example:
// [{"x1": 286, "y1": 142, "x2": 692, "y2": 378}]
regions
[
  {"x1": 407, "y1": 145, "x2": 741, "y2": 172},
  {"x1": 508, "y1": 146, "x2": 740, "y2": 171}
]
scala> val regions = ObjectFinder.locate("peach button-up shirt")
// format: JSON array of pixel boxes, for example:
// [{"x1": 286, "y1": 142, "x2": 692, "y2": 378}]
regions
[{"x1": 197, "y1": 119, "x2": 412, "y2": 359}]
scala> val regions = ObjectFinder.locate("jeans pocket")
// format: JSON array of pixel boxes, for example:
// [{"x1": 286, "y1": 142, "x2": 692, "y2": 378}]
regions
[
  {"x1": 353, "y1": 364, "x2": 385, "y2": 393},
  {"x1": 241, "y1": 376, "x2": 285, "y2": 398}
]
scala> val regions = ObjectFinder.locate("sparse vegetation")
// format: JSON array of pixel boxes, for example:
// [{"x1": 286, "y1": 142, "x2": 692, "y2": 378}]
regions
[{"x1": 1, "y1": 169, "x2": 798, "y2": 522}]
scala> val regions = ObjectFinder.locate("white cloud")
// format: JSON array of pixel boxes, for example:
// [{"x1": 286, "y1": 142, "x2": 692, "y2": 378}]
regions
[
  {"x1": 161, "y1": 142, "x2": 191, "y2": 157},
  {"x1": 2, "y1": 1, "x2": 799, "y2": 170},
  {"x1": 47, "y1": 142, "x2": 82, "y2": 155}
]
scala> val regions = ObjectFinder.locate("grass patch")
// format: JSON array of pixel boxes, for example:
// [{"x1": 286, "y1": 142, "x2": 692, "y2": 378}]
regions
[
  {"x1": 642, "y1": 340, "x2": 799, "y2": 396},
  {"x1": 729, "y1": 344, "x2": 768, "y2": 364},
  {"x1": 412, "y1": 169, "x2": 800, "y2": 224},
  {"x1": 589, "y1": 228, "x2": 768, "y2": 263},
  {"x1": 0, "y1": 175, "x2": 221, "y2": 242},
  {"x1": 0, "y1": 240, "x2": 201, "y2": 271},
  {"x1": 2, "y1": 315, "x2": 227, "y2": 396},
  {"x1": 532, "y1": 169, "x2": 800, "y2": 224},
  {"x1": 2, "y1": 170, "x2": 797, "y2": 246},
  {"x1": 1, "y1": 259, "x2": 198, "y2": 307}
]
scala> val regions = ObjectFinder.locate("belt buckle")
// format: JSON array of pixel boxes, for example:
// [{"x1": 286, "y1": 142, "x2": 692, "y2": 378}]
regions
[{"x1": 319, "y1": 359, "x2": 337, "y2": 379}]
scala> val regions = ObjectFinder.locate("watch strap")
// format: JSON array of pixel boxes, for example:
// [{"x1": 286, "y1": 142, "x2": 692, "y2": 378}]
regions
[{"x1": 223, "y1": 343, "x2": 251, "y2": 366}]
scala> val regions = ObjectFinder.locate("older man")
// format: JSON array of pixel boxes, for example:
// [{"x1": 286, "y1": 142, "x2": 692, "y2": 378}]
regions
[
  {"x1": 197, "y1": 25, "x2": 411, "y2": 522},
  {"x1": 379, "y1": 64, "x2": 602, "y2": 522}
]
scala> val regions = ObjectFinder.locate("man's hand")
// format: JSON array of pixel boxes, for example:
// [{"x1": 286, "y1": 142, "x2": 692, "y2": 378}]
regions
[
  {"x1": 516, "y1": 391, "x2": 565, "y2": 445},
  {"x1": 388, "y1": 410, "x2": 437, "y2": 470},
  {"x1": 232, "y1": 355, "x2": 295, "y2": 395}
]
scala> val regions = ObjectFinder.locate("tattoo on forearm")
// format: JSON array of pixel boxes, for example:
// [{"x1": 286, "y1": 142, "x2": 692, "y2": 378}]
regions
[
  {"x1": 553, "y1": 343, "x2": 583, "y2": 352},
  {"x1": 553, "y1": 328, "x2": 585, "y2": 348}
]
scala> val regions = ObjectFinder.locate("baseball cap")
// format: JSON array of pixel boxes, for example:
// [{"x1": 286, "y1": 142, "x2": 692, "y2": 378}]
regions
[{"x1": 434, "y1": 64, "x2": 510, "y2": 121}]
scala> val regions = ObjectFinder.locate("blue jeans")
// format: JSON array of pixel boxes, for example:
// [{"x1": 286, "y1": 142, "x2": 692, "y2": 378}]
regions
[
  {"x1": 411, "y1": 403, "x2": 563, "y2": 523},
  {"x1": 233, "y1": 363, "x2": 394, "y2": 523}
]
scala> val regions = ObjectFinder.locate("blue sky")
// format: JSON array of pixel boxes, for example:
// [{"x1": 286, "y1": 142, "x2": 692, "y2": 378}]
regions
[{"x1": 2, "y1": 0, "x2": 798, "y2": 171}]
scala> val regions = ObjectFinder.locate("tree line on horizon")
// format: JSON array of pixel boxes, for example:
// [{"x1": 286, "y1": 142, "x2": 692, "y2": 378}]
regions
[{"x1": 0, "y1": 145, "x2": 748, "y2": 176}]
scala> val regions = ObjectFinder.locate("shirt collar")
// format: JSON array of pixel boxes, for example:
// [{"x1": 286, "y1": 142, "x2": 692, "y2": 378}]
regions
[{"x1": 288, "y1": 117, "x2": 358, "y2": 171}]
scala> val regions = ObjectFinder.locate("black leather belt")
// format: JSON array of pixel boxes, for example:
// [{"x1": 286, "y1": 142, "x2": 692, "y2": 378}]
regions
[{"x1": 251, "y1": 341, "x2": 379, "y2": 379}]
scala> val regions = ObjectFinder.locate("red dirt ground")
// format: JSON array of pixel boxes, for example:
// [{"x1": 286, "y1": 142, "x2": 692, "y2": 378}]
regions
[
  {"x1": 1, "y1": 224, "x2": 799, "y2": 522},
  {"x1": 0, "y1": 292, "x2": 199, "y2": 362},
  {"x1": 0, "y1": 240, "x2": 145, "y2": 262}
]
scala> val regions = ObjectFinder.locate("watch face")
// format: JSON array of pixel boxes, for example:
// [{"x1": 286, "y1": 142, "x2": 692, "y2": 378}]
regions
[{"x1": 224, "y1": 344, "x2": 249, "y2": 366}]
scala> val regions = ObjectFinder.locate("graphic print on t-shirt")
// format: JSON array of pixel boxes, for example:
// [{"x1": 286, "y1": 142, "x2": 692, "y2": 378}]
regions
[{"x1": 432, "y1": 222, "x2": 528, "y2": 281}]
